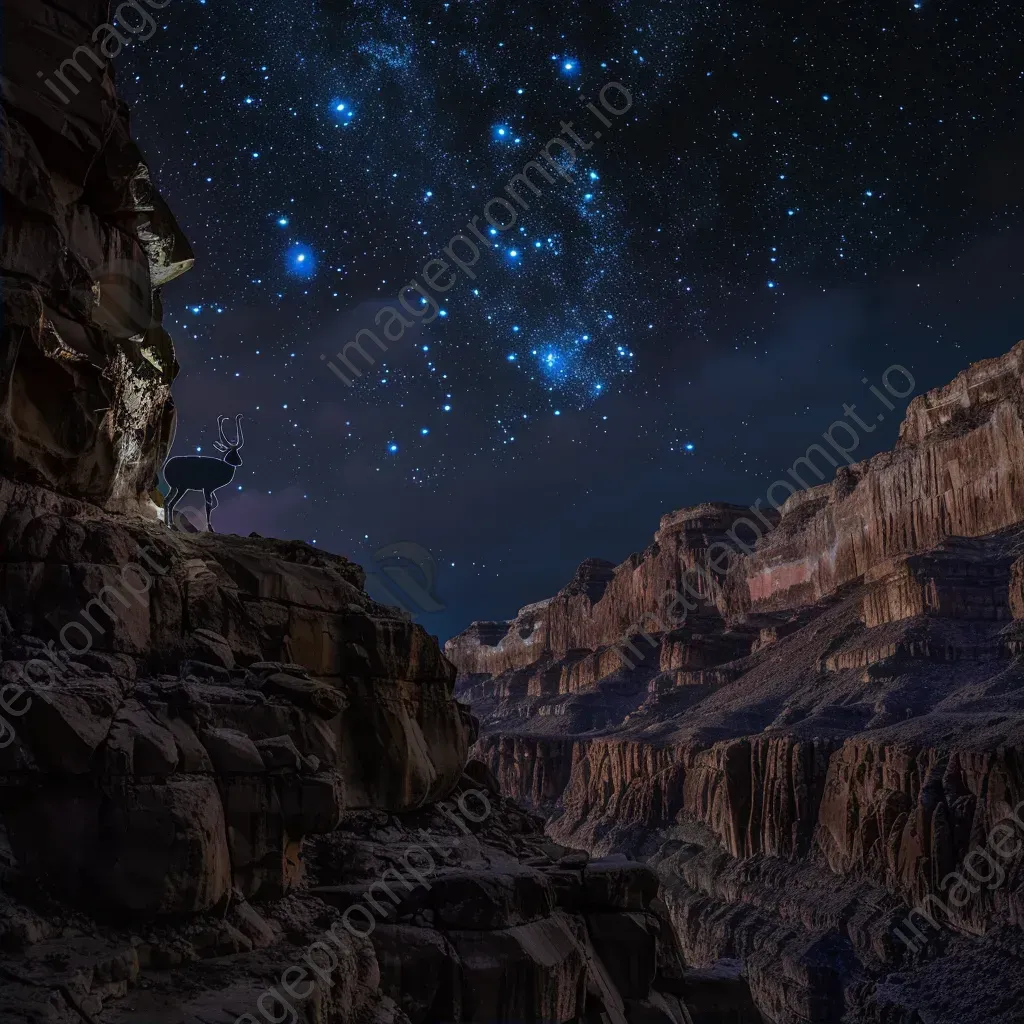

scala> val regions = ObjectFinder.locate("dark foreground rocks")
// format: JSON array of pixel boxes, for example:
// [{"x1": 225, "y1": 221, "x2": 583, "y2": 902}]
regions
[{"x1": 0, "y1": 475, "x2": 750, "y2": 1023}]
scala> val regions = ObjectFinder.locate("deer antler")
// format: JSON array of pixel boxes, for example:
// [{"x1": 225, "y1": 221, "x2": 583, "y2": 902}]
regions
[{"x1": 213, "y1": 414, "x2": 243, "y2": 449}]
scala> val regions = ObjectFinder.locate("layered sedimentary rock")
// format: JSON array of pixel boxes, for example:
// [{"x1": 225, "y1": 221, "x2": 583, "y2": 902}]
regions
[
  {"x1": 739, "y1": 343, "x2": 1024, "y2": 615},
  {"x1": 446, "y1": 507, "x2": 762, "y2": 679},
  {"x1": 450, "y1": 342, "x2": 1024, "y2": 1024},
  {"x1": 1, "y1": 0, "x2": 192, "y2": 510}
]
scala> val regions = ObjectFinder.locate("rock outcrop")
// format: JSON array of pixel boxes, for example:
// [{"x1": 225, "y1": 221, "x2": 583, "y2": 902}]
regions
[
  {"x1": 1, "y1": 0, "x2": 191, "y2": 510},
  {"x1": 0, "y1": 476, "x2": 708, "y2": 1023},
  {"x1": 450, "y1": 342, "x2": 1024, "y2": 1024},
  {"x1": 0, "y1": 478, "x2": 470, "y2": 912}
]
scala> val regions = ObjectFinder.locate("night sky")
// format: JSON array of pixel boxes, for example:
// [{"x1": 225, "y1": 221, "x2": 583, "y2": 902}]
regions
[{"x1": 118, "y1": 0, "x2": 1024, "y2": 641}]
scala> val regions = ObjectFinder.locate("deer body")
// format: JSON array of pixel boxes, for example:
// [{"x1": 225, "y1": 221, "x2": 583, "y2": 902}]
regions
[{"x1": 163, "y1": 415, "x2": 244, "y2": 531}]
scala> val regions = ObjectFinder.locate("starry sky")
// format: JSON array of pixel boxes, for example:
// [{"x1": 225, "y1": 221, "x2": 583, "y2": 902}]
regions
[{"x1": 118, "y1": 0, "x2": 1024, "y2": 641}]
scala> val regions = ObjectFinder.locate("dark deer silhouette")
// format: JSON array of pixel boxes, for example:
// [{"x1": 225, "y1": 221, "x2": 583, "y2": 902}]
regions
[{"x1": 163, "y1": 415, "x2": 244, "y2": 531}]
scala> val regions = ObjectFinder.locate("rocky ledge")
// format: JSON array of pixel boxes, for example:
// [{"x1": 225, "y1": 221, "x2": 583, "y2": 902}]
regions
[
  {"x1": 0, "y1": 476, "x2": 725, "y2": 1024},
  {"x1": 449, "y1": 342, "x2": 1024, "y2": 1024}
]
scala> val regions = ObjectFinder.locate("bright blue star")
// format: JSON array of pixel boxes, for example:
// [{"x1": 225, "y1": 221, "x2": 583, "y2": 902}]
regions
[
  {"x1": 277, "y1": 217, "x2": 289, "y2": 227},
  {"x1": 492, "y1": 124, "x2": 512, "y2": 142},
  {"x1": 685, "y1": 443, "x2": 695, "y2": 451},
  {"x1": 286, "y1": 244, "x2": 316, "y2": 278},
  {"x1": 560, "y1": 58, "x2": 579, "y2": 75},
  {"x1": 387, "y1": 442, "x2": 399, "y2": 454},
  {"x1": 420, "y1": 427, "x2": 430, "y2": 435},
  {"x1": 330, "y1": 99, "x2": 355, "y2": 124}
]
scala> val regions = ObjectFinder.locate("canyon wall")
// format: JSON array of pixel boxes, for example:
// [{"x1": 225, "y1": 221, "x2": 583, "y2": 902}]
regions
[
  {"x1": 450, "y1": 342, "x2": 1024, "y2": 1024},
  {"x1": 1, "y1": 0, "x2": 191, "y2": 510}
]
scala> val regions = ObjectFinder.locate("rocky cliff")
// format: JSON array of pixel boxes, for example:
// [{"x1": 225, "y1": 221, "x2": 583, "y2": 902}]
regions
[
  {"x1": 0, "y1": 5, "x2": 733, "y2": 1023},
  {"x1": 1, "y1": 0, "x2": 190, "y2": 511},
  {"x1": 449, "y1": 342, "x2": 1024, "y2": 1024},
  {"x1": 0, "y1": 476, "x2": 711, "y2": 1023}
]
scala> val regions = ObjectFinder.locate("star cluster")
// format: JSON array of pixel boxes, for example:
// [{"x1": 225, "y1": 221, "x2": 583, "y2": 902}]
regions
[{"x1": 120, "y1": 0, "x2": 1024, "y2": 637}]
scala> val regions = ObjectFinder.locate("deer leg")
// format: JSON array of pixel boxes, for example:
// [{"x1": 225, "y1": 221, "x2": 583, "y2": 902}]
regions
[
  {"x1": 164, "y1": 487, "x2": 182, "y2": 529},
  {"x1": 204, "y1": 489, "x2": 216, "y2": 533}
]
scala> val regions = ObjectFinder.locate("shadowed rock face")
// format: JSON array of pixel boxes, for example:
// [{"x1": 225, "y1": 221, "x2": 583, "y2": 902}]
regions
[
  {"x1": 450, "y1": 342, "x2": 1024, "y2": 1024},
  {"x1": 1, "y1": 0, "x2": 192, "y2": 509},
  {"x1": 0, "y1": 477, "x2": 713, "y2": 1023},
  {"x1": 0, "y1": 477, "x2": 472, "y2": 913}
]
